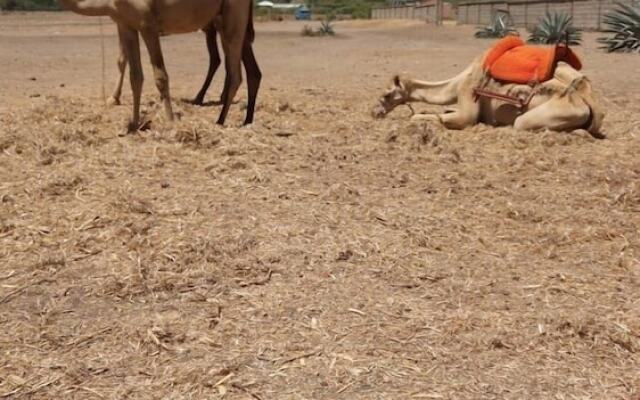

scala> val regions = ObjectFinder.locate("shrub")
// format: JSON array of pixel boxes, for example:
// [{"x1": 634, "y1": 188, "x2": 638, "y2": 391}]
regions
[
  {"x1": 598, "y1": 2, "x2": 640, "y2": 53},
  {"x1": 318, "y1": 14, "x2": 336, "y2": 36},
  {"x1": 527, "y1": 12, "x2": 582, "y2": 45},
  {"x1": 475, "y1": 13, "x2": 518, "y2": 39}
]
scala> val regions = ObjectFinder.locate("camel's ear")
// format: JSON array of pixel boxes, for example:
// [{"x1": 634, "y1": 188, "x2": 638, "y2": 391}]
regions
[{"x1": 393, "y1": 75, "x2": 401, "y2": 87}]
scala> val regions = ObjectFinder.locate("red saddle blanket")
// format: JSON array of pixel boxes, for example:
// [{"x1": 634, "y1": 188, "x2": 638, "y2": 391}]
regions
[{"x1": 482, "y1": 36, "x2": 582, "y2": 84}]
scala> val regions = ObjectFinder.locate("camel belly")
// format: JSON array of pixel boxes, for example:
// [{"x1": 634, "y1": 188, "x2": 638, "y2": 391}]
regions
[
  {"x1": 156, "y1": 0, "x2": 221, "y2": 34},
  {"x1": 479, "y1": 84, "x2": 535, "y2": 126}
]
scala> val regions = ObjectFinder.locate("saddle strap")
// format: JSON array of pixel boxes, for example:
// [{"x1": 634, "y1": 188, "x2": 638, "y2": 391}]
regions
[{"x1": 473, "y1": 88, "x2": 536, "y2": 108}]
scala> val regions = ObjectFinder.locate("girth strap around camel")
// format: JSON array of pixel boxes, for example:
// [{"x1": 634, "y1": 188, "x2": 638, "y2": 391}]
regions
[{"x1": 474, "y1": 35, "x2": 582, "y2": 108}]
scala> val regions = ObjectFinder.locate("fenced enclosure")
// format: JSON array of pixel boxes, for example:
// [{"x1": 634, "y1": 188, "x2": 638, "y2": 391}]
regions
[
  {"x1": 371, "y1": 1, "x2": 451, "y2": 24},
  {"x1": 456, "y1": 0, "x2": 637, "y2": 30}
]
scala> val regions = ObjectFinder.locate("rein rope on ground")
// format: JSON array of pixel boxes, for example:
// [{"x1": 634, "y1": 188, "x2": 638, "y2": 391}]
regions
[{"x1": 99, "y1": 16, "x2": 106, "y2": 105}]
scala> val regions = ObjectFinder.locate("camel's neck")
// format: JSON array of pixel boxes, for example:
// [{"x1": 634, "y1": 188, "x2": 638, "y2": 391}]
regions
[
  {"x1": 58, "y1": 0, "x2": 112, "y2": 16},
  {"x1": 405, "y1": 79, "x2": 460, "y2": 106},
  {"x1": 405, "y1": 57, "x2": 483, "y2": 105}
]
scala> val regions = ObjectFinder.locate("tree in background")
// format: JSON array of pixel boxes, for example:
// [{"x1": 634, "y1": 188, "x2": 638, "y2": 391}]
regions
[{"x1": 1, "y1": 0, "x2": 60, "y2": 10}]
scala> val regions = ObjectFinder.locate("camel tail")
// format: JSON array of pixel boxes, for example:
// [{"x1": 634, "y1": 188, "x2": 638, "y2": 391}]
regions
[{"x1": 246, "y1": 2, "x2": 255, "y2": 43}]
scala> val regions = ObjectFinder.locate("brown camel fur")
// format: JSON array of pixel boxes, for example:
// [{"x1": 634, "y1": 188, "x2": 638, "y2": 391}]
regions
[
  {"x1": 59, "y1": 0, "x2": 260, "y2": 130},
  {"x1": 108, "y1": 16, "x2": 261, "y2": 114}
]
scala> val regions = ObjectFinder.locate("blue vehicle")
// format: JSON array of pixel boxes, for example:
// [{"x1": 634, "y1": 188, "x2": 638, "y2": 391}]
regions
[{"x1": 295, "y1": 5, "x2": 311, "y2": 20}]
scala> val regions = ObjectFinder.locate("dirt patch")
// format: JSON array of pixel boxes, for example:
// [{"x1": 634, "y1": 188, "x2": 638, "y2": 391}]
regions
[{"x1": 0, "y1": 12, "x2": 639, "y2": 400}]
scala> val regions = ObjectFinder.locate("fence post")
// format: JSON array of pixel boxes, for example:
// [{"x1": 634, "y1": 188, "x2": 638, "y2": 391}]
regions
[{"x1": 570, "y1": 0, "x2": 574, "y2": 18}]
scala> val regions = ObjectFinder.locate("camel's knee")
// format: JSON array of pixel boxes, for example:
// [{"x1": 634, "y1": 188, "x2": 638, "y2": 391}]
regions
[
  {"x1": 229, "y1": 74, "x2": 242, "y2": 89},
  {"x1": 251, "y1": 68, "x2": 262, "y2": 83},
  {"x1": 154, "y1": 72, "x2": 169, "y2": 93},
  {"x1": 225, "y1": 74, "x2": 242, "y2": 100},
  {"x1": 117, "y1": 55, "x2": 126, "y2": 72},
  {"x1": 440, "y1": 110, "x2": 477, "y2": 130}
]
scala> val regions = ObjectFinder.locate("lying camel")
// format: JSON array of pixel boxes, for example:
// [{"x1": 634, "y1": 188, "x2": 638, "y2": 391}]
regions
[
  {"x1": 109, "y1": 16, "x2": 260, "y2": 111},
  {"x1": 59, "y1": 0, "x2": 260, "y2": 130},
  {"x1": 372, "y1": 49, "x2": 605, "y2": 138}
]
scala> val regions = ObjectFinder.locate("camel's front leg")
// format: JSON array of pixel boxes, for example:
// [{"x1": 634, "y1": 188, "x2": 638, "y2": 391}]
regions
[
  {"x1": 107, "y1": 25, "x2": 128, "y2": 106},
  {"x1": 411, "y1": 89, "x2": 480, "y2": 130},
  {"x1": 119, "y1": 25, "x2": 143, "y2": 132},
  {"x1": 193, "y1": 24, "x2": 222, "y2": 106},
  {"x1": 411, "y1": 113, "x2": 442, "y2": 123},
  {"x1": 140, "y1": 27, "x2": 174, "y2": 123},
  {"x1": 514, "y1": 95, "x2": 590, "y2": 132}
]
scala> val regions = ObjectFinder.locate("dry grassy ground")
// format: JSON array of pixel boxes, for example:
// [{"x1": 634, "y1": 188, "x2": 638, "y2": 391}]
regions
[{"x1": 1, "y1": 13, "x2": 639, "y2": 400}]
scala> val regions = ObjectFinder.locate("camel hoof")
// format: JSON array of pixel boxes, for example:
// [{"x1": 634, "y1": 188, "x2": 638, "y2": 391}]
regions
[
  {"x1": 126, "y1": 121, "x2": 138, "y2": 134},
  {"x1": 107, "y1": 96, "x2": 121, "y2": 107},
  {"x1": 191, "y1": 97, "x2": 204, "y2": 106},
  {"x1": 125, "y1": 119, "x2": 151, "y2": 133}
]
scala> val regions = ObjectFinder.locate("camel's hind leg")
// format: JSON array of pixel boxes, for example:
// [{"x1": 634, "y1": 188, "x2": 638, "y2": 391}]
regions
[
  {"x1": 242, "y1": 42, "x2": 261, "y2": 125},
  {"x1": 216, "y1": 0, "x2": 249, "y2": 125},
  {"x1": 193, "y1": 23, "x2": 222, "y2": 106},
  {"x1": 140, "y1": 27, "x2": 174, "y2": 123},
  {"x1": 217, "y1": 40, "x2": 260, "y2": 124},
  {"x1": 120, "y1": 25, "x2": 143, "y2": 131},
  {"x1": 108, "y1": 26, "x2": 128, "y2": 106},
  {"x1": 514, "y1": 95, "x2": 590, "y2": 132}
]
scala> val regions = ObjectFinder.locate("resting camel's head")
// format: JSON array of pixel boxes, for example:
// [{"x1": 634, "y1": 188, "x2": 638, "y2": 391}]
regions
[{"x1": 372, "y1": 75, "x2": 410, "y2": 118}]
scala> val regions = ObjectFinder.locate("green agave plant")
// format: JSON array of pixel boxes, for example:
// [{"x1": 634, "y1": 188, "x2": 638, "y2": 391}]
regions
[
  {"x1": 318, "y1": 14, "x2": 336, "y2": 36},
  {"x1": 475, "y1": 13, "x2": 518, "y2": 38},
  {"x1": 527, "y1": 12, "x2": 582, "y2": 45},
  {"x1": 598, "y1": 2, "x2": 640, "y2": 53}
]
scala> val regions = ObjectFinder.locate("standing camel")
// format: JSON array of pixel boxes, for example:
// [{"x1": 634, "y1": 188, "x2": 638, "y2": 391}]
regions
[
  {"x1": 58, "y1": 0, "x2": 260, "y2": 130},
  {"x1": 109, "y1": 15, "x2": 260, "y2": 112}
]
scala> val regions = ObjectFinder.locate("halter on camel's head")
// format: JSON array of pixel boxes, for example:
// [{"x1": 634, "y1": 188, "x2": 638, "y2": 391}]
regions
[{"x1": 372, "y1": 75, "x2": 413, "y2": 119}]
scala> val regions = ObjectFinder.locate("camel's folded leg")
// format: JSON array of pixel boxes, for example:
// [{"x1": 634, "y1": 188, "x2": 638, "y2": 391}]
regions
[
  {"x1": 108, "y1": 26, "x2": 128, "y2": 107},
  {"x1": 411, "y1": 113, "x2": 442, "y2": 123},
  {"x1": 514, "y1": 95, "x2": 590, "y2": 132},
  {"x1": 411, "y1": 88, "x2": 480, "y2": 130}
]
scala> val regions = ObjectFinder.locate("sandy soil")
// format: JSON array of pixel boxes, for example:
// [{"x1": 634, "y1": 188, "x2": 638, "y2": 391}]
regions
[{"x1": 1, "y1": 12, "x2": 639, "y2": 400}]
